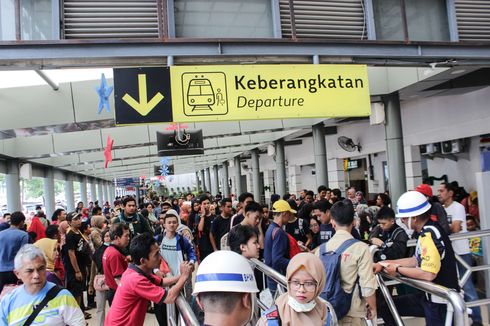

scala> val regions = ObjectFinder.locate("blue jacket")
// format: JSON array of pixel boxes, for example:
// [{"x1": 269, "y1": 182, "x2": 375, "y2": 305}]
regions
[
  {"x1": 264, "y1": 222, "x2": 290, "y2": 275},
  {"x1": 159, "y1": 233, "x2": 197, "y2": 264}
]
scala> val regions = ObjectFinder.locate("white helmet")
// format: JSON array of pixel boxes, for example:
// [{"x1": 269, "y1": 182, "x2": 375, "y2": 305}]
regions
[
  {"x1": 396, "y1": 191, "x2": 431, "y2": 218},
  {"x1": 193, "y1": 251, "x2": 259, "y2": 295}
]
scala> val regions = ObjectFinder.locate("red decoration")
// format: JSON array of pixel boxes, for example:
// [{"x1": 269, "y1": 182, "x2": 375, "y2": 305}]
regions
[
  {"x1": 104, "y1": 135, "x2": 114, "y2": 168},
  {"x1": 165, "y1": 123, "x2": 188, "y2": 131}
]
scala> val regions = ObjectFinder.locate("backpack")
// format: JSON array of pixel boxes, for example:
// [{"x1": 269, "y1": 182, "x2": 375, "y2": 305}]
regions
[
  {"x1": 272, "y1": 227, "x2": 301, "y2": 259},
  {"x1": 319, "y1": 238, "x2": 359, "y2": 320}
]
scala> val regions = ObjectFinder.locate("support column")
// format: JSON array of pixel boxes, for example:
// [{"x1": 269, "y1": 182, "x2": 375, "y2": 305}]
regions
[
  {"x1": 90, "y1": 179, "x2": 97, "y2": 203},
  {"x1": 64, "y1": 174, "x2": 75, "y2": 212},
  {"x1": 383, "y1": 92, "x2": 407, "y2": 204},
  {"x1": 312, "y1": 123, "x2": 328, "y2": 188},
  {"x1": 6, "y1": 159, "x2": 21, "y2": 213},
  {"x1": 476, "y1": 172, "x2": 490, "y2": 302},
  {"x1": 251, "y1": 149, "x2": 261, "y2": 202},
  {"x1": 263, "y1": 170, "x2": 275, "y2": 205},
  {"x1": 205, "y1": 168, "x2": 211, "y2": 194},
  {"x1": 43, "y1": 168, "x2": 55, "y2": 219},
  {"x1": 222, "y1": 161, "x2": 230, "y2": 198},
  {"x1": 404, "y1": 145, "x2": 423, "y2": 191},
  {"x1": 200, "y1": 170, "x2": 207, "y2": 192},
  {"x1": 103, "y1": 182, "x2": 110, "y2": 204},
  {"x1": 97, "y1": 181, "x2": 103, "y2": 204},
  {"x1": 275, "y1": 139, "x2": 287, "y2": 196},
  {"x1": 80, "y1": 176, "x2": 88, "y2": 207},
  {"x1": 234, "y1": 156, "x2": 243, "y2": 195},
  {"x1": 327, "y1": 158, "x2": 346, "y2": 191},
  {"x1": 212, "y1": 165, "x2": 219, "y2": 196},
  {"x1": 196, "y1": 171, "x2": 201, "y2": 192},
  {"x1": 288, "y1": 165, "x2": 301, "y2": 196}
]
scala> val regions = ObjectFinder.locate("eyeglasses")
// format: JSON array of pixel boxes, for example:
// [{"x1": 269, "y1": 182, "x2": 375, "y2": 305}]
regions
[{"x1": 289, "y1": 280, "x2": 317, "y2": 292}]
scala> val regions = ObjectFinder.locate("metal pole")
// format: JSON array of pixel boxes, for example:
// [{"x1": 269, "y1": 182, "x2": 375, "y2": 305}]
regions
[
  {"x1": 383, "y1": 92, "x2": 406, "y2": 205},
  {"x1": 6, "y1": 159, "x2": 22, "y2": 212},
  {"x1": 235, "y1": 156, "x2": 243, "y2": 195},
  {"x1": 312, "y1": 123, "x2": 328, "y2": 188},
  {"x1": 251, "y1": 149, "x2": 261, "y2": 202},
  {"x1": 222, "y1": 161, "x2": 230, "y2": 198},
  {"x1": 35, "y1": 70, "x2": 59, "y2": 90},
  {"x1": 275, "y1": 139, "x2": 287, "y2": 196}
]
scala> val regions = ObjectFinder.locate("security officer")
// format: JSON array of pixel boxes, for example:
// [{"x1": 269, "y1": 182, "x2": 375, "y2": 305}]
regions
[
  {"x1": 193, "y1": 251, "x2": 259, "y2": 326},
  {"x1": 374, "y1": 191, "x2": 460, "y2": 326}
]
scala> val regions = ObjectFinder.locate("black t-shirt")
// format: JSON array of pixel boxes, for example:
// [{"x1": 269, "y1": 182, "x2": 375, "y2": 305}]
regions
[
  {"x1": 198, "y1": 214, "x2": 215, "y2": 255},
  {"x1": 285, "y1": 218, "x2": 309, "y2": 243},
  {"x1": 231, "y1": 213, "x2": 245, "y2": 227},
  {"x1": 63, "y1": 230, "x2": 91, "y2": 275},
  {"x1": 210, "y1": 215, "x2": 231, "y2": 250},
  {"x1": 319, "y1": 223, "x2": 335, "y2": 244}
]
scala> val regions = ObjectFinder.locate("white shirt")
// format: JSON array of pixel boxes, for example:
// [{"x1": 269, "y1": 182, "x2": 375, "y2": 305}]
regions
[{"x1": 444, "y1": 201, "x2": 470, "y2": 255}]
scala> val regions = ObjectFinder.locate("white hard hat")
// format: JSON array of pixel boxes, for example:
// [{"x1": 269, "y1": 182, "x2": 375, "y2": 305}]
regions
[
  {"x1": 395, "y1": 191, "x2": 431, "y2": 218},
  {"x1": 193, "y1": 251, "x2": 259, "y2": 295}
]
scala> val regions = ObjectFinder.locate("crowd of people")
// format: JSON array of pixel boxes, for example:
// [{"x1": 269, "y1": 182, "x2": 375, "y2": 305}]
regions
[{"x1": 0, "y1": 179, "x2": 483, "y2": 326}]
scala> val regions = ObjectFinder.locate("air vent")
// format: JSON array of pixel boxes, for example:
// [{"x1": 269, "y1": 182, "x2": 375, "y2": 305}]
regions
[{"x1": 455, "y1": 0, "x2": 490, "y2": 42}]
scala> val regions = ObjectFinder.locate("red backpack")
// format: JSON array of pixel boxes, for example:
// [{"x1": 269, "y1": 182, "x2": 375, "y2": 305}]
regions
[{"x1": 272, "y1": 227, "x2": 301, "y2": 259}]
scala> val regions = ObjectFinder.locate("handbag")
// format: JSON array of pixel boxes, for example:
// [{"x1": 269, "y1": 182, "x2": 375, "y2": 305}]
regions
[{"x1": 94, "y1": 274, "x2": 109, "y2": 291}]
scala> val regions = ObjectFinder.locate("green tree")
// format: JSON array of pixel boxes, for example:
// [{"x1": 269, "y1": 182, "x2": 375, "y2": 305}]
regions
[{"x1": 24, "y1": 178, "x2": 44, "y2": 199}]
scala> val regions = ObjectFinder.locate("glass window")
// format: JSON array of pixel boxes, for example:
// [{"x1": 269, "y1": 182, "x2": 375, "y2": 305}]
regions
[
  {"x1": 20, "y1": 0, "x2": 53, "y2": 40},
  {"x1": 373, "y1": 0, "x2": 449, "y2": 41},
  {"x1": 0, "y1": 0, "x2": 16, "y2": 40},
  {"x1": 175, "y1": 0, "x2": 274, "y2": 38}
]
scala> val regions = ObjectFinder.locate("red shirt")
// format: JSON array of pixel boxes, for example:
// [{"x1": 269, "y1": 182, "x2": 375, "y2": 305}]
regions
[
  {"x1": 102, "y1": 245, "x2": 128, "y2": 290},
  {"x1": 104, "y1": 267, "x2": 166, "y2": 326}
]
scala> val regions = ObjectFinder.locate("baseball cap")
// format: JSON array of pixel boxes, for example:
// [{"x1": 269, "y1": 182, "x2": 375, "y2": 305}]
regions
[
  {"x1": 415, "y1": 184, "x2": 433, "y2": 198},
  {"x1": 272, "y1": 200, "x2": 296, "y2": 214}
]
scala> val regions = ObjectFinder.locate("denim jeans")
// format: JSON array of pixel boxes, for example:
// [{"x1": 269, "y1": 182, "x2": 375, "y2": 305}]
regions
[
  {"x1": 379, "y1": 292, "x2": 447, "y2": 326},
  {"x1": 457, "y1": 253, "x2": 482, "y2": 323}
]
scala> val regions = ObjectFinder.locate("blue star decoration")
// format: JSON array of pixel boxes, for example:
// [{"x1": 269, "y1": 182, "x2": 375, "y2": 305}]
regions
[
  {"x1": 95, "y1": 73, "x2": 113, "y2": 114},
  {"x1": 159, "y1": 157, "x2": 172, "y2": 177}
]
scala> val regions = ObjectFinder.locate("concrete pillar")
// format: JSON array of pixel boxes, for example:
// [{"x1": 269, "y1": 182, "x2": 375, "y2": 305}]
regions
[
  {"x1": 205, "y1": 168, "x2": 211, "y2": 194},
  {"x1": 43, "y1": 168, "x2": 55, "y2": 219},
  {"x1": 80, "y1": 176, "x2": 88, "y2": 207},
  {"x1": 312, "y1": 123, "x2": 328, "y2": 188},
  {"x1": 97, "y1": 181, "x2": 103, "y2": 204},
  {"x1": 222, "y1": 161, "x2": 230, "y2": 198},
  {"x1": 383, "y1": 92, "x2": 407, "y2": 204},
  {"x1": 196, "y1": 171, "x2": 201, "y2": 192},
  {"x1": 6, "y1": 159, "x2": 21, "y2": 212},
  {"x1": 234, "y1": 156, "x2": 243, "y2": 195},
  {"x1": 263, "y1": 170, "x2": 275, "y2": 205},
  {"x1": 90, "y1": 179, "x2": 97, "y2": 203},
  {"x1": 288, "y1": 165, "x2": 301, "y2": 196},
  {"x1": 212, "y1": 164, "x2": 219, "y2": 195},
  {"x1": 327, "y1": 158, "x2": 346, "y2": 191},
  {"x1": 251, "y1": 149, "x2": 261, "y2": 202},
  {"x1": 275, "y1": 139, "x2": 287, "y2": 196},
  {"x1": 200, "y1": 170, "x2": 206, "y2": 192},
  {"x1": 64, "y1": 174, "x2": 75, "y2": 212},
  {"x1": 103, "y1": 182, "x2": 110, "y2": 204},
  {"x1": 404, "y1": 145, "x2": 423, "y2": 191}
]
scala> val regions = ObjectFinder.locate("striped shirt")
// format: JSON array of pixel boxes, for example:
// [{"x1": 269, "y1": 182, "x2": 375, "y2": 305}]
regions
[{"x1": 0, "y1": 281, "x2": 84, "y2": 326}]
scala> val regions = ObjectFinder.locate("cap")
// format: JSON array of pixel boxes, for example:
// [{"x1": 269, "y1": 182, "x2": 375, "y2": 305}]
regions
[
  {"x1": 415, "y1": 184, "x2": 433, "y2": 198},
  {"x1": 396, "y1": 191, "x2": 431, "y2": 218},
  {"x1": 272, "y1": 200, "x2": 296, "y2": 214},
  {"x1": 161, "y1": 200, "x2": 172, "y2": 207},
  {"x1": 470, "y1": 191, "x2": 478, "y2": 202},
  {"x1": 165, "y1": 209, "x2": 179, "y2": 217}
]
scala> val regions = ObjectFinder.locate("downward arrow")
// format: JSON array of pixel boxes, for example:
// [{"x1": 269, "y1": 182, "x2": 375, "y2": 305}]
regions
[{"x1": 122, "y1": 74, "x2": 164, "y2": 116}]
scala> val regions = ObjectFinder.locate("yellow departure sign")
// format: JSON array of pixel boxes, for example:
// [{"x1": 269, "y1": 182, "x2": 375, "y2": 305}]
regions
[{"x1": 170, "y1": 64, "x2": 370, "y2": 122}]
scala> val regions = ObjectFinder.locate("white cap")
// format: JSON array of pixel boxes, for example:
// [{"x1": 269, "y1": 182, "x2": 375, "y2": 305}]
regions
[
  {"x1": 193, "y1": 251, "x2": 259, "y2": 295},
  {"x1": 396, "y1": 191, "x2": 431, "y2": 218}
]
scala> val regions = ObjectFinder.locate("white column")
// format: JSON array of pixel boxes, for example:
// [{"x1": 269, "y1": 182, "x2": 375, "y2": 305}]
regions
[
  {"x1": 64, "y1": 174, "x2": 75, "y2": 212},
  {"x1": 288, "y1": 165, "x2": 301, "y2": 196},
  {"x1": 404, "y1": 145, "x2": 423, "y2": 191},
  {"x1": 6, "y1": 159, "x2": 21, "y2": 212},
  {"x1": 43, "y1": 168, "x2": 55, "y2": 219},
  {"x1": 327, "y1": 158, "x2": 346, "y2": 191},
  {"x1": 80, "y1": 176, "x2": 88, "y2": 206}
]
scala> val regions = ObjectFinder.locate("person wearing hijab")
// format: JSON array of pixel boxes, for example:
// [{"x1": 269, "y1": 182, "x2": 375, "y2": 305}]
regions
[{"x1": 258, "y1": 253, "x2": 327, "y2": 325}]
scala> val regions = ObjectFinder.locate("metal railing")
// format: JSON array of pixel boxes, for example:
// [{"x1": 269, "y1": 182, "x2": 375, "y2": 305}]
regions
[
  {"x1": 167, "y1": 292, "x2": 199, "y2": 326},
  {"x1": 369, "y1": 246, "x2": 469, "y2": 326},
  {"x1": 251, "y1": 258, "x2": 339, "y2": 325}
]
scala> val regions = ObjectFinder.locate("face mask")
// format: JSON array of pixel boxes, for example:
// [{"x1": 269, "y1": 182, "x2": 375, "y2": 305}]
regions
[
  {"x1": 288, "y1": 295, "x2": 316, "y2": 312},
  {"x1": 104, "y1": 241, "x2": 111, "y2": 246}
]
